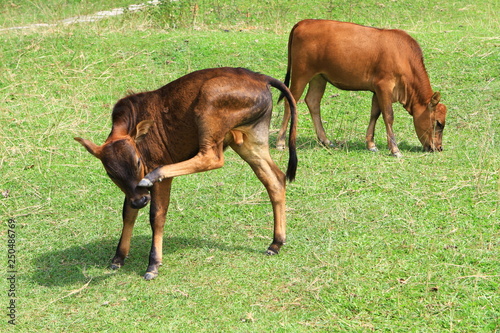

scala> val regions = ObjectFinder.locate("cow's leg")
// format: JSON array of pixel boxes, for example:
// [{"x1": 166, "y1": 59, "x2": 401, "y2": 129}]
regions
[
  {"x1": 276, "y1": 101, "x2": 291, "y2": 151},
  {"x1": 305, "y1": 75, "x2": 332, "y2": 147},
  {"x1": 375, "y1": 89, "x2": 402, "y2": 157},
  {"x1": 138, "y1": 144, "x2": 225, "y2": 187},
  {"x1": 230, "y1": 129, "x2": 287, "y2": 255},
  {"x1": 276, "y1": 77, "x2": 309, "y2": 150},
  {"x1": 144, "y1": 179, "x2": 172, "y2": 280},
  {"x1": 111, "y1": 197, "x2": 139, "y2": 269},
  {"x1": 366, "y1": 93, "x2": 382, "y2": 152}
]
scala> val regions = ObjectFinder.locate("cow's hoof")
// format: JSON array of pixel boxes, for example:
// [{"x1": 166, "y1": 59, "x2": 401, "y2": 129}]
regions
[
  {"x1": 276, "y1": 143, "x2": 286, "y2": 151},
  {"x1": 110, "y1": 263, "x2": 121, "y2": 270},
  {"x1": 392, "y1": 151, "x2": 403, "y2": 158},
  {"x1": 266, "y1": 248, "x2": 279, "y2": 256},
  {"x1": 144, "y1": 272, "x2": 158, "y2": 281},
  {"x1": 321, "y1": 140, "x2": 335, "y2": 148},
  {"x1": 138, "y1": 178, "x2": 154, "y2": 188},
  {"x1": 111, "y1": 257, "x2": 124, "y2": 270},
  {"x1": 368, "y1": 147, "x2": 378, "y2": 152}
]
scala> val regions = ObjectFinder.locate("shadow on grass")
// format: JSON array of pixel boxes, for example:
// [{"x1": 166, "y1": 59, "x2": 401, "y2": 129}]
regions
[
  {"x1": 32, "y1": 234, "x2": 261, "y2": 287},
  {"x1": 269, "y1": 132, "x2": 423, "y2": 154},
  {"x1": 397, "y1": 141, "x2": 426, "y2": 153},
  {"x1": 269, "y1": 132, "x2": 366, "y2": 152}
]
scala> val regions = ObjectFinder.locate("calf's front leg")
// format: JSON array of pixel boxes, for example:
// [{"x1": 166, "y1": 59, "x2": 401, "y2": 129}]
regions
[
  {"x1": 111, "y1": 198, "x2": 139, "y2": 269},
  {"x1": 144, "y1": 179, "x2": 172, "y2": 280},
  {"x1": 381, "y1": 106, "x2": 402, "y2": 158},
  {"x1": 138, "y1": 146, "x2": 225, "y2": 187}
]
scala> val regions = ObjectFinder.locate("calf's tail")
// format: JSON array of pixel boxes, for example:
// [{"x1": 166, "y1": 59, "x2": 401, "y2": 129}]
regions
[
  {"x1": 268, "y1": 78, "x2": 297, "y2": 182},
  {"x1": 277, "y1": 23, "x2": 296, "y2": 103}
]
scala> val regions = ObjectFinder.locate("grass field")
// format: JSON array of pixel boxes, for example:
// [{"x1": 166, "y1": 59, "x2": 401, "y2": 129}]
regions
[{"x1": 1, "y1": 0, "x2": 499, "y2": 331}]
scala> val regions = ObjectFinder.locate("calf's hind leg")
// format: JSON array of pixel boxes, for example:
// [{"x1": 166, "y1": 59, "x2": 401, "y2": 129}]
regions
[
  {"x1": 230, "y1": 129, "x2": 288, "y2": 255},
  {"x1": 366, "y1": 94, "x2": 382, "y2": 152},
  {"x1": 305, "y1": 75, "x2": 332, "y2": 147},
  {"x1": 276, "y1": 75, "x2": 309, "y2": 150}
]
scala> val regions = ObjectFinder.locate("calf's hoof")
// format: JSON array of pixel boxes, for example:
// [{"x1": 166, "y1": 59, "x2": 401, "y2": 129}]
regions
[
  {"x1": 266, "y1": 243, "x2": 281, "y2": 255},
  {"x1": 276, "y1": 143, "x2": 286, "y2": 151},
  {"x1": 111, "y1": 257, "x2": 124, "y2": 270},
  {"x1": 321, "y1": 140, "x2": 336, "y2": 148},
  {"x1": 368, "y1": 146, "x2": 379, "y2": 152},
  {"x1": 391, "y1": 151, "x2": 403, "y2": 158},
  {"x1": 138, "y1": 178, "x2": 154, "y2": 188},
  {"x1": 144, "y1": 272, "x2": 158, "y2": 281},
  {"x1": 266, "y1": 249, "x2": 279, "y2": 255},
  {"x1": 110, "y1": 263, "x2": 122, "y2": 270}
]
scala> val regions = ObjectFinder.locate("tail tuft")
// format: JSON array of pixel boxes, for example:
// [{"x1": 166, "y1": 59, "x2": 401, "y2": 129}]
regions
[{"x1": 268, "y1": 77, "x2": 298, "y2": 183}]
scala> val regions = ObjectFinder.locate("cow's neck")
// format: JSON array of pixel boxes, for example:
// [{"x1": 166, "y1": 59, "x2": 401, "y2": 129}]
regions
[{"x1": 395, "y1": 75, "x2": 433, "y2": 116}]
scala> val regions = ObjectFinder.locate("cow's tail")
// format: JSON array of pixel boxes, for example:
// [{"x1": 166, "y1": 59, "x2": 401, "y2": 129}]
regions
[
  {"x1": 277, "y1": 23, "x2": 296, "y2": 103},
  {"x1": 269, "y1": 78, "x2": 297, "y2": 182}
]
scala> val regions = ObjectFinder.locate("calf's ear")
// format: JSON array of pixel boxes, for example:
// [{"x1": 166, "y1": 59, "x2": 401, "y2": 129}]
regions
[
  {"x1": 74, "y1": 137, "x2": 102, "y2": 159},
  {"x1": 430, "y1": 92, "x2": 441, "y2": 107},
  {"x1": 134, "y1": 120, "x2": 154, "y2": 142}
]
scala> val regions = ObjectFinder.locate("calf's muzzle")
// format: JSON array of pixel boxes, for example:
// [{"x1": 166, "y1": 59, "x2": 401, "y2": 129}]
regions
[
  {"x1": 130, "y1": 194, "x2": 151, "y2": 209},
  {"x1": 423, "y1": 142, "x2": 443, "y2": 152}
]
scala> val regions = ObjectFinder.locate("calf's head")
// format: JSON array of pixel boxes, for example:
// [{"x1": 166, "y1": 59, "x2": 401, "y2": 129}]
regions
[
  {"x1": 413, "y1": 92, "x2": 447, "y2": 152},
  {"x1": 74, "y1": 120, "x2": 154, "y2": 209}
]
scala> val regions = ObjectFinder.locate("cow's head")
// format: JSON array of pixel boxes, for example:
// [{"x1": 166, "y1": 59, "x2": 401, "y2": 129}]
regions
[
  {"x1": 75, "y1": 120, "x2": 154, "y2": 209},
  {"x1": 414, "y1": 92, "x2": 447, "y2": 152}
]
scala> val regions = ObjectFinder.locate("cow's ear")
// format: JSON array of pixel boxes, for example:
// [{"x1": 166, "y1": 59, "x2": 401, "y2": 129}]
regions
[
  {"x1": 74, "y1": 137, "x2": 102, "y2": 159},
  {"x1": 134, "y1": 120, "x2": 154, "y2": 142},
  {"x1": 430, "y1": 92, "x2": 441, "y2": 108}
]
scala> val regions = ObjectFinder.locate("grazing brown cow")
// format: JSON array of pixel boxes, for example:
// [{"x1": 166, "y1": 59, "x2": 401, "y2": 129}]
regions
[
  {"x1": 75, "y1": 67, "x2": 297, "y2": 280},
  {"x1": 276, "y1": 19, "x2": 447, "y2": 157}
]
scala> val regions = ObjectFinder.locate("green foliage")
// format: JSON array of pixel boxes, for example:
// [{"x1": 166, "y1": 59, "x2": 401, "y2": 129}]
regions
[{"x1": 0, "y1": 0, "x2": 499, "y2": 332}]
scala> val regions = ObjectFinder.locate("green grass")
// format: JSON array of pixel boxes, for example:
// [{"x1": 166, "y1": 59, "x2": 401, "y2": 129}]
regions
[{"x1": 1, "y1": 0, "x2": 499, "y2": 331}]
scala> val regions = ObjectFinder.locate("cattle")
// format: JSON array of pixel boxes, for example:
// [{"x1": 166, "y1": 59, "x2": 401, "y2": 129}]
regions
[
  {"x1": 75, "y1": 67, "x2": 297, "y2": 280},
  {"x1": 276, "y1": 19, "x2": 447, "y2": 157}
]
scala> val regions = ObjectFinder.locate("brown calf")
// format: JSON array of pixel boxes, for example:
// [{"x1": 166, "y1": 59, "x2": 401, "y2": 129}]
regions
[
  {"x1": 75, "y1": 67, "x2": 297, "y2": 280},
  {"x1": 276, "y1": 19, "x2": 447, "y2": 157}
]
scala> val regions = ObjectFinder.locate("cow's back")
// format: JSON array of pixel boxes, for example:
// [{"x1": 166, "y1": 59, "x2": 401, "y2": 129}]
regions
[
  {"x1": 290, "y1": 19, "x2": 422, "y2": 90},
  {"x1": 155, "y1": 68, "x2": 272, "y2": 124},
  {"x1": 134, "y1": 68, "x2": 276, "y2": 166}
]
